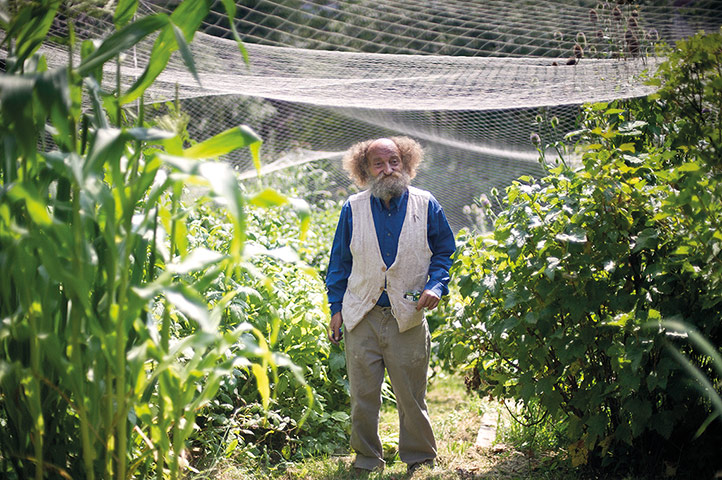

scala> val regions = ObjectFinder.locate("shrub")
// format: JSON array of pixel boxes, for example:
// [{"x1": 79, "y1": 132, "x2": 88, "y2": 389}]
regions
[{"x1": 438, "y1": 29, "x2": 722, "y2": 478}]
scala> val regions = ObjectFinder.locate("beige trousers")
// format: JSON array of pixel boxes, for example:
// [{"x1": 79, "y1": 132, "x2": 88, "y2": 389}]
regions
[{"x1": 344, "y1": 305, "x2": 437, "y2": 470}]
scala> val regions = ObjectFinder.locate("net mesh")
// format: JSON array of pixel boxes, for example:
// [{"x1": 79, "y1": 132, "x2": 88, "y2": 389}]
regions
[{"x1": 5, "y1": 0, "x2": 722, "y2": 232}]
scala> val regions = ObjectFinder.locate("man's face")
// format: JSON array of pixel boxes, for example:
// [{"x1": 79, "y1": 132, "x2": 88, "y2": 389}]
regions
[
  {"x1": 366, "y1": 139, "x2": 410, "y2": 199},
  {"x1": 367, "y1": 140, "x2": 403, "y2": 178}
]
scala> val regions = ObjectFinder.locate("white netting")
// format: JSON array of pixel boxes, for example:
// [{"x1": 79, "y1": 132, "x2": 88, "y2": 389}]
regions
[{"x1": 4, "y1": 0, "x2": 722, "y2": 231}]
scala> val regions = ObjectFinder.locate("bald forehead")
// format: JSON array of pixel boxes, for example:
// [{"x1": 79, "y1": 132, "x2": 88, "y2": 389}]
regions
[{"x1": 367, "y1": 138, "x2": 400, "y2": 158}]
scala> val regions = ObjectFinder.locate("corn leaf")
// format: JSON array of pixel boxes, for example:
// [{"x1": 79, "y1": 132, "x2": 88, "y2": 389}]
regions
[
  {"x1": 164, "y1": 248, "x2": 226, "y2": 275},
  {"x1": 249, "y1": 188, "x2": 288, "y2": 208},
  {"x1": 662, "y1": 319, "x2": 722, "y2": 377},
  {"x1": 85, "y1": 128, "x2": 125, "y2": 177},
  {"x1": 114, "y1": 0, "x2": 138, "y2": 28},
  {"x1": 169, "y1": 20, "x2": 201, "y2": 87},
  {"x1": 7, "y1": 183, "x2": 52, "y2": 226},
  {"x1": 10, "y1": 2, "x2": 59, "y2": 69},
  {"x1": 119, "y1": 0, "x2": 209, "y2": 104},
  {"x1": 35, "y1": 68, "x2": 72, "y2": 149},
  {"x1": 163, "y1": 285, "x2": 214, "y2": 333},
  {"x1": 290, "y1": 197, "x2": 311, "y2": 241},
  {"x1": 219, "y1": 0, "x2": 250, "y2": 66},
  {"x1": 251, "y1": 363, "x2": 270, "y2": 409},
  {"x1": 80, "y1": 39, "x2": 104, "y2": 84},
  {"x1": 197, "y1": 161, "x2": 245, "y2": 238},
  {"x1": 183, "y1": 125, "x2": 262, "y2": 159},
  {"x1": 0, "y1": 75, "x2": 37, "y2": 157},
  {"x1": 76, "y1": 14, "x2": 168, "y2": 77},
  {"x1": 125, "y1": 127, "x2": 176, "y2": 142},
  {"x1": 83, "y1": 76, "x2": 110, "y2": 129}
]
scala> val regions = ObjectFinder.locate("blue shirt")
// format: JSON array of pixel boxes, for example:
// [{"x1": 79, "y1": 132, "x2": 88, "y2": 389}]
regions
[{"x1": 325, "y1": 189, "x2": 456, "y2": 316}]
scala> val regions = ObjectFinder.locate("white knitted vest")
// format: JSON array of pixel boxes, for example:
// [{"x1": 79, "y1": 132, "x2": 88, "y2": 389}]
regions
[{"x1": 341, "y1": 186, "x2": 432, "y2": 333}]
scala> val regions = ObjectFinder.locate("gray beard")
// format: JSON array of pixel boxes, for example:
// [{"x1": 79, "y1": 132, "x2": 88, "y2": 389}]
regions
[{"x1": 369, "y1": 171, "x2": 410, "y2": 200}]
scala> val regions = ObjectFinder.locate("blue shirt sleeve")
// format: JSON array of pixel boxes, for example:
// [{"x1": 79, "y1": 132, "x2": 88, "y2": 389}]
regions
[
  {"x1": 424, "y1": 195, "x2": 456, "y2": 298},
  {"x1": 325, "y1": 200, "x2": 353, "y2": 316}
]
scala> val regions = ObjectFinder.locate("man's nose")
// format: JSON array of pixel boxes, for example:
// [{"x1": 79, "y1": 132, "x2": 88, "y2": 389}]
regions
[{"x1": 383, "y1": 162, "x2": 393, "y2": 174}]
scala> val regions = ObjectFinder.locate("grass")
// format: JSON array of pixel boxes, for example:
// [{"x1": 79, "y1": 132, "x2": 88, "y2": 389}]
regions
[{"x1": 205, "y1": 373, "x2": 580, "y2": 480}]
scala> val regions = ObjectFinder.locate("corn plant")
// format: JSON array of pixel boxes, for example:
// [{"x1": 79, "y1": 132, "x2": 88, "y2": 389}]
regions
[{"x1": 0, "y1": 1, "x2": 302, "y2": 479}]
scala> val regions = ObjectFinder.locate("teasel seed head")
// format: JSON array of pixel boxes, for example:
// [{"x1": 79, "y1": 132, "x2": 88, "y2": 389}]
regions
[
  {"x1": 574, "y1": 43, "x2": 584, "y2": 59},
  {"x1": 576, "y1": 31, "x2": 587, "y2": 46}
]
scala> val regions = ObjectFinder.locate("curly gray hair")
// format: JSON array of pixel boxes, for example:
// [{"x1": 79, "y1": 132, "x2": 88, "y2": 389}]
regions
[{"x1": 342, "y1": 136, "x2": 423, "y2": 188}]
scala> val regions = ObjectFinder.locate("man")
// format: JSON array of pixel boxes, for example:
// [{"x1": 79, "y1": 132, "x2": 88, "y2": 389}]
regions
[{"x1": 326, "y1": 137, "x2": 455, "y2": 474}]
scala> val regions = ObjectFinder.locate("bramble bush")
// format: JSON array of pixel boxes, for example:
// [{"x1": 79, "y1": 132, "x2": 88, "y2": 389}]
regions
[{"x1": 436, "y1": 29, "x2": 722, "y2": 478}]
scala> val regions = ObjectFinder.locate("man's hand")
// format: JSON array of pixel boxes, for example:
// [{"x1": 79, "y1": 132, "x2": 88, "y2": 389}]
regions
[
  {"x1": 416, "y1": 289, "x2": 440, "y2": 311},
  {"x1": 329, "y1": 312, "x2": 343, "y2": 344}
]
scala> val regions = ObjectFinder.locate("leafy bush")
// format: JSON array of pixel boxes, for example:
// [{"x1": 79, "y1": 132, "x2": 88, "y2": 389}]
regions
[{"x1": 437, "y1": 29, "x2": 722, "y2": 478}]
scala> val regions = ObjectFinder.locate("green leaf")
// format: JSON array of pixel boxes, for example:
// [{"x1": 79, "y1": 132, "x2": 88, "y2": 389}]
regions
[
  {"x1": 244, "y1": 245, "x2": 300, "y2": 263},
  {"x1": 252, "y1": 363, "x2": 270, "y2": 409},
  {"x1": 10, "y1": 2, "x2": 59, "y2": 68},
  {"x1": 81, "y1": 39, "x2": 104, "y2": 84},
  {"x1": 631, "y1": 228, "x2": 658, "y2": 253},
  {"x1": 114, "y1": 0, "x2": 138, "y2": 28},
  {"x1": 197, "y1": 161, "x2": 247, "y2": 259},
  {"x1": 555, "y1": 229, "x2": 587, "y2": 244},
  {"x1": 157, "y1": 153, "x2": 200, "y2": 175},
  {"x1": 651, "y1": 410, "x2": 676, "y2": 439},
  {"x1": 119, "y1": 0, "x2": 209, "y2": 104},
  {"x1": 183, "y1": 125, "x2": 262, "y2": 159},
  {"x1": 35, "y1": 68, "x2": 73, "y2": 148},
  {"x1": 76, "y1": 14, "x2": 169, "y2": 77},
  {"x1": 0, "y1": 75, "x2": 36, "y2": 156},
  {"x1": 249, "y1": 188, "x2": 288, "y2": 208},
  {"x1": 694, "y1": 412, "x2": 720, "y2": 440},
  {"x1": 619, "y1": 121, "x2": 647, "y2": 135},
  {"x1": 83, "y1": 76, "x2": 110, "y2": 129},
  {"x1": 544, "y1": 256, "x2": 561, "y2": 280},
  {"x1": 165, "y1": 248, "x2": 227, "y2": 275},
  {"x1": 329, "y1": 351, "x2": 346, "y2": 372},
  {"x1": 330, "y1": 411, "x2": 349, "y2": 422},
  {"x1": 197, "y1": 162, "x2": 243, "y2": 220},
  {"x1": 564, "y1": 129, "x2": 585, "y2": 140},
  {"x1": 290, "y1": 197, "x2": 312, "y2": 241},
  {"x1": 85, "y1": 128, "x2": 125, "y2": 177},
  {"x1": 587, "y1": 413, "x2": 608, "y2": 443},
  {"x1": 220, "y1": 0, "x2": 250, "y2": 66},
  {"x1": 624, "y1": 398, "x2": 652, "y2": 437},
  {"x1": 661, "y1": 319, "x2": 722, "y2": 378},
  {"x1": 7, "y1": 183, "x2": 52, "y2": 226},
  {"x1": 163, "y1": 285, "x2": 215, "y2": 333},
  {"x1": 677, "y1": 161, "x2": 702, "y2": 172},
  {"x1": 169, "y1": 20, "x2": 201, "y2": 87},
  {"x1": 125, "y1": 127, "x2": 176, "y2": 142}
]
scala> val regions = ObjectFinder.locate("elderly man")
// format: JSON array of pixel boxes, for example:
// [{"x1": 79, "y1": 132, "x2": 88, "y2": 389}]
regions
[{"x1": 326, "y1": 137, "x2": 455, "y2": 474}]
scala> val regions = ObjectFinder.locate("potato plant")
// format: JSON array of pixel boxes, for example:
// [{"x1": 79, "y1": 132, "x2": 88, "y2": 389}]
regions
[{"x1": 182, "y1": 192, "x2": 351, "y2": 468}]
